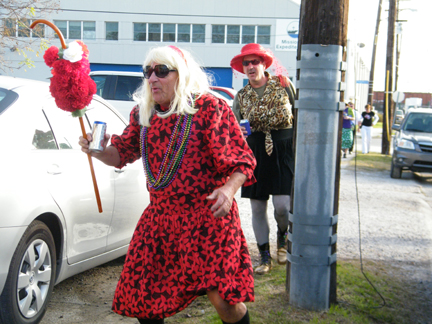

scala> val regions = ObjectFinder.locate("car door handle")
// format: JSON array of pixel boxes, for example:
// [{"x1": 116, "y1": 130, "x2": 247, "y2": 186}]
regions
[
  {"x1": 47, "y1": 164, "x2": 62, "y2": 175},
  {"x1": 114, "y1": 169, "x2": 124, "y2": 173}
]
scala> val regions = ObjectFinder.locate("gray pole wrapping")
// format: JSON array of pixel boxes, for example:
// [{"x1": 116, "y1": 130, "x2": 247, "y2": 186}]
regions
[{"x1": 287, "y1": 44, "x2": 346, "y2": 311}]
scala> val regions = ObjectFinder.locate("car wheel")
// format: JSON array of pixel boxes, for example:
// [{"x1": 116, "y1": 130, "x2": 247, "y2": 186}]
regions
[
  {"x1": 0, "y1": 220, "x2": 56, "y2": 324},
  {"x1": 390, "y1": 160, "x2": 402, "y2": 179}
]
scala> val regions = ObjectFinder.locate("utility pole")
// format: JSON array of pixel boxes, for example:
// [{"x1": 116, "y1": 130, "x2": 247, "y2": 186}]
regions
[
  {"x1": 287, "y1": 0, "x2": 348, "y2": 310},
  {"x1": 382, "y1": 0, "x2": 397, "y2": 155},
  {"x1": 368, "y1": 0, "x2": 383, "y2": 106}
]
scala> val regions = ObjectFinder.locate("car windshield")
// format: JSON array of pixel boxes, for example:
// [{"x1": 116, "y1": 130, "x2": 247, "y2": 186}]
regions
[{"x1": 403, "y1": 113, "x2": 432, "y2": 133}]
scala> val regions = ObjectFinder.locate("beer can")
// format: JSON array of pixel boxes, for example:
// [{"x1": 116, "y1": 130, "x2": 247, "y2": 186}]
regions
[
  {"x1": 89, "y1": 121, "x2": 107, "y2": 152},
  {"x1": 240, "y1": 119, "x2": 251, "y2": 136}
]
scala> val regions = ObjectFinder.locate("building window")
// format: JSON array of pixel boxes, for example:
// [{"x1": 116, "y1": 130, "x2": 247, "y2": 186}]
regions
[
  {"x1": 4, "y1": 19, "x2": 45, "y2": 38},
  {"x1": 177, "y1": 24, "x2": 190, "y2": 43},
  {"x1": 69, "y1": 21, "x2": 81, "y2": 39},
  {"x1": 53, "y1": 20, "x2": 94, "y2": 40},
  {"x1": 242, "y1": 26, "x2": 255, "y2": 44},
  {"x1": 163, "y1": 23, "x2": 175, "y2": 42},
  {"x1": 211, "y1": 24, "x2": 270, "y2": 44},
  {"x1": 106, "y1": 22, "x2": 118, "y2": 40},
  {"x1": 134, "y1": 23, "x2": 146, "y2": 41},
  {"x1": 192, "y1": 24, "x2": 205, "y2": 43},
  {"x1": 148, "y1": 23, "x2": 161, "y2": 41},
  {"x1": 257, "y1": 26, "x2": 270, "y2": 44},
  {"x1": 4, "y1": 18, "x2": 16, "y2": 37},
  {"x1": 54, "y1": 20, "x2": 67, "y2": 38},
  {"x1": 212, "y1": 25, "x2": 225, "y2": 43},
  {"x1": 227, "y1": 25, "x2": 240, "y2": 44},
  {"x1": 83, "y1": 21, "x2": 96, "y2": 40}
]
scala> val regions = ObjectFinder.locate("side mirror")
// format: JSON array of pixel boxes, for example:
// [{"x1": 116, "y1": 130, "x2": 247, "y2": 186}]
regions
[{"x1": 392, "y1": 124, "x2": 401, "y2": 131}]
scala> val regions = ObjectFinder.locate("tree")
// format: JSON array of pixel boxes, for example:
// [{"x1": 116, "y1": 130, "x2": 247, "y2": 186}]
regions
[{"x1": 0, "y1": 0, "x2": 59, "y2": 72}]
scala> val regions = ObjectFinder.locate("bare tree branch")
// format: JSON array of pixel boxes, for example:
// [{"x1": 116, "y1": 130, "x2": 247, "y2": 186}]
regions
[{"x1": 0, "y1": 0, "x2": 59, "y2": 72}]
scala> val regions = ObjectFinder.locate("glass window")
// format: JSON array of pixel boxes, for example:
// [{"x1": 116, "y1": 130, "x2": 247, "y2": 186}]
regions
[
  {"x1": 69, "y1": 21, "x2": 81, "y2": 39},
  {"x1": 242, "y1": 26, "x2": 255, "y2": 44},
  {"x1": 192, "y1": 24, "x2": 205, "y2": 43},
  {"x1": 177, "y1": 24, "x2": 190, "y2": 43},
  {"x1": 4, "y1": 18, "x2": 17, "y2": 37},
  {"x1": 257, "y1": 26, "x2": 270, "y2": 44},
  {"x1": 114, "y1": 76, "x2": 143, "y2": 101},
  {"x1": 54, "y1": 20, "x2": 67, "y2": 39},
  {"x1": 32, "y1": 110, "x2": 56, "y2": 150},
  {"x1": 32, "y1": 19, "x2": 45, "y2": 38},
  {"x1": 90, "y1": 75, "x2": 109, "y2": 98},
  {"x1": 227, "y1": 25, "x2": 240, "y2": 44},
  {"x1": 106, "y1": 22, "x2": 118, "y2": 40},
  {"x1": 18, "y1": 19, "x2": 30, "y2": 37},
  {"x1": 148, "y1": 23, "x2": 161, "y2": 42},
  {"x1": 212, "y1": 25, "x2": 225, "y2": 43},
  {"x1": 134, "y1": 23, "x2": 146, "y2": 41},
  {"x1": 163, "y1": 24, "x2": 175, "y2": 42},
  {"x1": 83, "y1": 21, "x2": 96, "y2": 40}
]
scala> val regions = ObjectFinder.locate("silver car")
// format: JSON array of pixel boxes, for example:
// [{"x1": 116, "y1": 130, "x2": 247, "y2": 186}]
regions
[
  {"x1": 0, "y1": 76, "x2": 149, "y2": 324},
  {"x1": 391, "y1": 108, "x2": 432, "y2": 178}
]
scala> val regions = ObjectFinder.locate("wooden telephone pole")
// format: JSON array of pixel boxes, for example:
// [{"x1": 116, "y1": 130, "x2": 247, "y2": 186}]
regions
[
  {"x1": 287, "y1": 0, "x2": 349, "y2": 310},
  {"x1": 382, "y1": 0, "x2": 397, "y2": 155},
  {"x1": 368, "y1": 0, "x2": 383, "y2": 106}
]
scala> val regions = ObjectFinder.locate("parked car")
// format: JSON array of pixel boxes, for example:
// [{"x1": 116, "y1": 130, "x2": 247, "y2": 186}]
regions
[
  {"x1": 0, "y1": 76, "x2": 149, "y2": 324},
  {"x1": 210, "y1": 86, "x2": 237, "y2": 108},
  {"x1": 393, "y1": 109, "x2": 405, "y2": 125},
  {"x1": 391, "y1": 108, "x2": 432, "y2": 178},
  {"x1": 90, "y1": 71, "x2": 232, "y2": 118}
]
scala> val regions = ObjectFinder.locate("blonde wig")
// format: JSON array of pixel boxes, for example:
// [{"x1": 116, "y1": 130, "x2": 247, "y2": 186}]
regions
[{"x1": 133, "y1": 46, "x2": 212, "y2": 126}]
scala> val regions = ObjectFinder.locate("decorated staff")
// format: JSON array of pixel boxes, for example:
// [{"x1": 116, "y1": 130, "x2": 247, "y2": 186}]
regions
[{"x1": 30, "y1": 19, "x2": 102, "y2": 212}]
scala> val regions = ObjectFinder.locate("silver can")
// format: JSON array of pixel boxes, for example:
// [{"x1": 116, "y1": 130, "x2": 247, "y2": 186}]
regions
[
  {"x1": 240, "y1": 119, "x2": 251, "y2": 136},
  {"x1": 89, "y1": 121, "x2": 107, "y2": 152}
]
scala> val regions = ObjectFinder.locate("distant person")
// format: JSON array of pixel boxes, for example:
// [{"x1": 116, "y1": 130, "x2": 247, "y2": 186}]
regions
[
  {"x1": 342, "y1": 104, "x2": 355, "y2": 158},
  {"x1": 360, "y1": 104, "x2": 379, "y2": 154},
  {"x1": 348, "y1": 102, "x2": 361, "y2": 154},
  {"x1": 230, "y1": 43, "x2": 295, "y2": 275},
  {"x1": 79, "y1": 45, "x2": 256, "y2": 324}
]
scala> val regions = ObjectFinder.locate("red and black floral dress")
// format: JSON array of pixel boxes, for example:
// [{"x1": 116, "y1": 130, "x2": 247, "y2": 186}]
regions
[{"x1": 110, "y1": 94, "x2": 256, "y2": 320}]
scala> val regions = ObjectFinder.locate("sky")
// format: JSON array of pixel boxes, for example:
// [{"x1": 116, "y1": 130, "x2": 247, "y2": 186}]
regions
[{"x1": 348, "y1": 0, "x2": 431, "y2": 93}]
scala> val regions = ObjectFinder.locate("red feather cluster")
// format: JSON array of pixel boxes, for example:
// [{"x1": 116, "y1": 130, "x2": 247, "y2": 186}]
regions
[{"x1": 43, "y1": 41, "x2": 96, "y2": 113}]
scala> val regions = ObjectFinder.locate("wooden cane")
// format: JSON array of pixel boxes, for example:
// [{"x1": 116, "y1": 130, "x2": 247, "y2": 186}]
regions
[{"x1": 30, "y1": 19, "x2": 103, "y2": 213}]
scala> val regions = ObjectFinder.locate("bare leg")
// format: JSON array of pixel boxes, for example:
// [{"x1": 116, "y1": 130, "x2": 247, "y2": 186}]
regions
[{"x1": 206, "y1": 289, "x2": 248, "y2": 323}]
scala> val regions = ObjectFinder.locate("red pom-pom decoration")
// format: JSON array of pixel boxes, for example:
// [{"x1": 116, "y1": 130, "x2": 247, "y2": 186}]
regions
[{"x1": 43, "y1": 41, "x2": 96, "y2": 113}]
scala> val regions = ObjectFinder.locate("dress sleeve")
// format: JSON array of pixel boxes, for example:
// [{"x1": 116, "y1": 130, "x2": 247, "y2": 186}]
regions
[
  {"x1": 201, "y1": 96, "x2": 256, "y2": 187},
  {"x1": 110, "y1": 106, "x2": 142, "y2": 169}
]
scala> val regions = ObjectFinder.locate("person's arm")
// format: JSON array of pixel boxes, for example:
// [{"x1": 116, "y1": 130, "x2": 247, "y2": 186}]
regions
[
  {"x1": 206, "y1": 172, "x2": 247, "y2": 218},
  {"x1": 79, "y1": 133, "x2": 121, "y2": 167},
  {"x1": 372, "y1": 112, "x2": 379, "y2": 126}
]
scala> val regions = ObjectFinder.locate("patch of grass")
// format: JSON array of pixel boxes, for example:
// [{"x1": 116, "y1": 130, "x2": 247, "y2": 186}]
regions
[
  {"x1": 349, "y1": 152, "x2": 392, "y2": 171},
  {"x1": 168, "y1": 259, "x2": 430, "y2": 323}
]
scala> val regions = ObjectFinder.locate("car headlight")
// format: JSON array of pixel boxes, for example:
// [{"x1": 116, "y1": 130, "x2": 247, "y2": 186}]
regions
[{"x1": 397, "y1": 139, "x2": 415, "y2": 150}]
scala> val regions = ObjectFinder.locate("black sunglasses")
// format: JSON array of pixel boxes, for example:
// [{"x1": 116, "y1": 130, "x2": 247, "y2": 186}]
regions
[
  {"x1": 242, "y1": 59, "x2": 262, "y2": 67},
  {"x1": 143, "y1": 65, "x2": 177, "y2": 79}
]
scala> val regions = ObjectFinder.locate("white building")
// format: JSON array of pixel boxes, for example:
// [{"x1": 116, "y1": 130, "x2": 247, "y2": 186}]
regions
[{"x1": 3, "y1": 0, "x2": 301, "y2": 90}]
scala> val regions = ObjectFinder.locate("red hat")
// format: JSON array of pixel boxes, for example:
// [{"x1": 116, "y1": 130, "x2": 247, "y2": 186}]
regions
[{"x1": 230, "y1": 43, "x2": 273, "y2": 74}]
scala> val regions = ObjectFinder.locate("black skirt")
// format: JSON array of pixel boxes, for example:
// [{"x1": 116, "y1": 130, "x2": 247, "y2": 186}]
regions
[{"x1": 242, "y1": 128, "x2": 294, "y2": 200}]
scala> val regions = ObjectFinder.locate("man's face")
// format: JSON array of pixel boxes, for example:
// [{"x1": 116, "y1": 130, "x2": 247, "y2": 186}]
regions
[{"x1": 242, "y1": 54, "x2": 266, "y2": 84}]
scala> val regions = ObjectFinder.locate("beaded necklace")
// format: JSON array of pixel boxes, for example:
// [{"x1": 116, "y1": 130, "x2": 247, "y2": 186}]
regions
[{"x1": 140, "y1": 98, "x2": 194, "y2": 190}]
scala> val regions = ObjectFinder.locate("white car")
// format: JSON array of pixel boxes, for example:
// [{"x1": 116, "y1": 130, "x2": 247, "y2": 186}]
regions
[
  {"x1": 90, "y1": 71, "x2": 232, "y2": 119},
  {"x1": 0, "y1": 76, "x2": 149, "y2": 324}
]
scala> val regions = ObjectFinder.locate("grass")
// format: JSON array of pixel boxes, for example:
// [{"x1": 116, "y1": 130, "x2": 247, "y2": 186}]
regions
[
  {"x1": 167, "y1": 259, "x2": 430, "y2": 323},
  {"x1": 348, "y1": 152, "x2": 392, "y2": 171}
]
